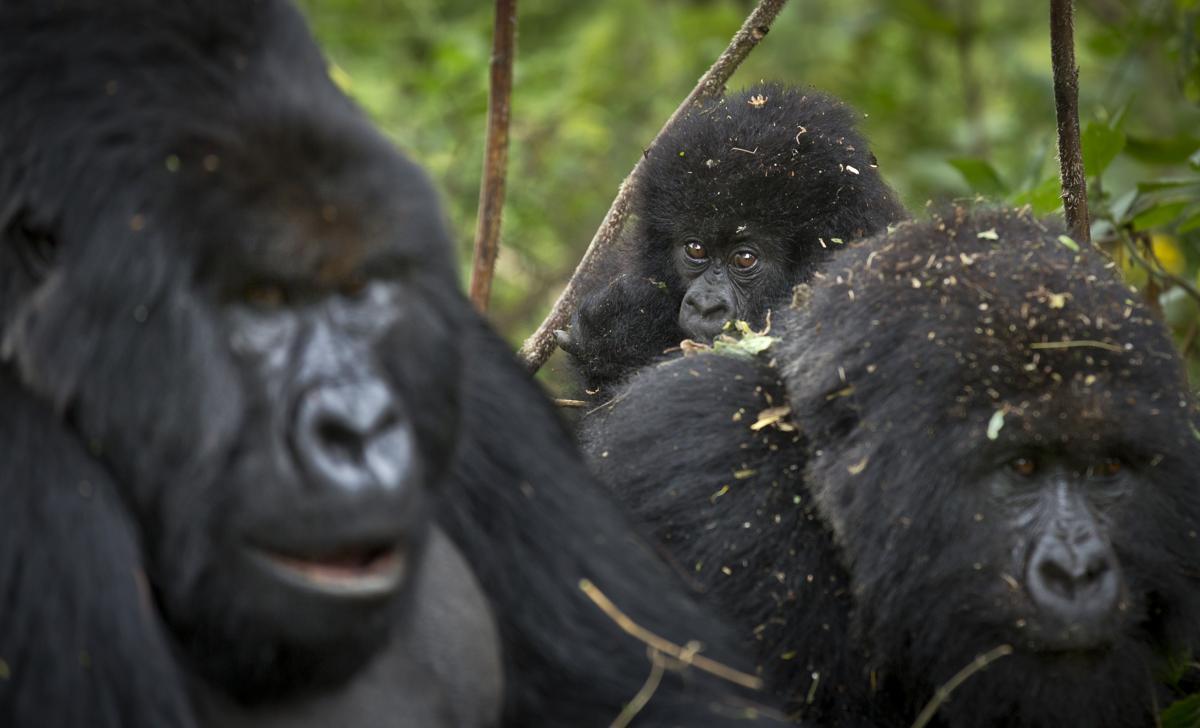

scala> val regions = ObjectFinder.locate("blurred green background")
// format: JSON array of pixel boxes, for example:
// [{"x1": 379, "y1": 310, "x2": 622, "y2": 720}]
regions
[{"x1": 295, "y1": 0, "x2": 1200, "y2": 387}]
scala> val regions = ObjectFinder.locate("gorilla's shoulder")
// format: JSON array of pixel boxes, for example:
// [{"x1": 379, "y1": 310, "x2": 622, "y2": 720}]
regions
[{"x1": 581, "y1": 349, "x2": 804, "y2": 506}]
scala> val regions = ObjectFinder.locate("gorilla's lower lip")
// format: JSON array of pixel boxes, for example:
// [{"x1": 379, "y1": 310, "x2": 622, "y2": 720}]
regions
[{"x1": 248, "y1": 543, "x2": 407, "y2": 598}]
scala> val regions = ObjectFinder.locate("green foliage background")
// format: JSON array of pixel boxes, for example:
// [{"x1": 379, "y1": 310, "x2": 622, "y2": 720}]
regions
[{"x1": 295, "y1": 0, "x2": 1200, "y2": 383}]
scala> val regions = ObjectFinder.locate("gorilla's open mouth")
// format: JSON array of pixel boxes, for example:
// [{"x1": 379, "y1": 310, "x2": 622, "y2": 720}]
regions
[{"x1": 249, "y1": 542, "x2": 407, "y2": 598}]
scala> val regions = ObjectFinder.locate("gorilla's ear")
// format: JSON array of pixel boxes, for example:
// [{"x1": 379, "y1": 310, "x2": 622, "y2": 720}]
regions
[{"x1": 4, "y1": 210, "x2": 58, "y2": 284}]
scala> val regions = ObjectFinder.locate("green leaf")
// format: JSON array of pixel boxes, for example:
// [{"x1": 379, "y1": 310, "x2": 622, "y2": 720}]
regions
[
  {"x1": 1132, "y1": 200, "x2": 1191, "y2": 231},
  {"x1": 1081, "y1": 121, "x2": 1126, "y2": 178},
  {"x1": 1136, "y1": 178, "x2": 1200, "y2": 193},
  {"x1": 1161, "y1": 693, "x2": 1200, "y2": 728},
  {"x1": 948, "y1": 158, "x2": 1009, "y2": 196},
  {"x1": 1124, "y1": 133, "x2": 1200, "y2": 165},
  {"x1": 713, "y1": 334, "x2": 778, "y2": 358},
  {"x1": 1011, "y1": 177, "x2": 1063, "y2": 215},
  {"x1": 1178, "y1": 206, "x2": 1200, "y2": 234},
  {"x1": 1107, "y1": 188, "x2": 1140, "y2": 223},
  {"x1": 1057, "y1": 235, "x2": 1080, "y2": 252},
  {"x1": 713, "y1": 320, "x2": 779, "y2": 358}
]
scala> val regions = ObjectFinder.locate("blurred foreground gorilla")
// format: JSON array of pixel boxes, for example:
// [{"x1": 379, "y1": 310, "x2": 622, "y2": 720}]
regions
[
  {"x1": 583, "y1": 208, "x2": 1200, "y2": 726},
  {"x1": 557, "y1": 83, "x2": 906, "y2": 397},
  {"x1": 0, "y1": 2, "x2": 784, "y2": 726}
]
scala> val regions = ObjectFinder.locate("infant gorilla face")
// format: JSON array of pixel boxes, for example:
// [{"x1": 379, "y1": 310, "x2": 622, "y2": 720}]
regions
[{"x1": 673, "y1": 232, "x2": 789, "y2": 341}]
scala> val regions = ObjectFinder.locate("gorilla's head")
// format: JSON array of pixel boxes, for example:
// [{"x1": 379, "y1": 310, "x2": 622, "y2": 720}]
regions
[
  {"x1": 0, "y1": 0, "x2": 463, "y2": 698},
  {"x1": 782, "y1": 207, "x2": 1200, "y2": 726}
]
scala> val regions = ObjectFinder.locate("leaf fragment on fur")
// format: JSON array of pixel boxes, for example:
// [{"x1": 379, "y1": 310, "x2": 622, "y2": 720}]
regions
[
  {"x1": 847, "y1": 456, "x2": 869, "y2": 475},
  {"x1": 1057, "y1": 234, "x2": 1080, "y2": 252},
  {"x1": 986, "y1": 409, "x2": 1005, "y2": 441},
  {"x1": 751, "y1": 405, "x2": 791, "y2": 431},
  {"x1": 720, "y1": 318, "x2": 777, "y2": 357}
]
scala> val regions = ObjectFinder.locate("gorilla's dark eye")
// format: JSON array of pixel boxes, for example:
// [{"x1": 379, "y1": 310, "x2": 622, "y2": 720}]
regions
[
  {"x1": 732, "y1": 251, "x2": 758, "y2": 269},
  {"x1": 243, "y1": 282, "x2": 287, "y2": 308},
  {"x1": 11, "y1": 219, "x2": 58, "y2": 282},
  {"x1": 1009, "y1": 457, "x2": 1037, "y2": 478},
  {"x1": 1087, "y1": 458, "x2": 1123, "y2": 479},
  {"x1": 684, "y1": 241, "x2": 708, "y2": 261}
]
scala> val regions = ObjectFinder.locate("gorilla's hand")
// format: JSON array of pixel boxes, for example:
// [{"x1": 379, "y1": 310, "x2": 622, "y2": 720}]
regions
[{"x1": 556, "y1": 276, "x2": 683, "y2": 397}]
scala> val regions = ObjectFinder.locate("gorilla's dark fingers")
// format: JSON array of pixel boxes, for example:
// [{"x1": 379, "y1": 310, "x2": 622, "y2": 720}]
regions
[{"x1": 553, "y1": 328, "x2": 578, "y2": 356}]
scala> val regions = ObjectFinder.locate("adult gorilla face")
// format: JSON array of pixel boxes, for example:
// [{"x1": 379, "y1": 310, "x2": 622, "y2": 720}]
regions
[{"x1": 0, "y1": 0, "x2": 461, "y2": 699}]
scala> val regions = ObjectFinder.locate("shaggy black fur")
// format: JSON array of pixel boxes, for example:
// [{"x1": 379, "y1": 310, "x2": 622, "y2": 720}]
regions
[
  {"x1": 0, "y1": 3, "x2": 785, "y2": 726},
  {"x1": 558, "y1": 83, "x2": 906, "y2": 397},
  {"x1": 583, "y1": 207, "x2": 1200, "y2": 727}
]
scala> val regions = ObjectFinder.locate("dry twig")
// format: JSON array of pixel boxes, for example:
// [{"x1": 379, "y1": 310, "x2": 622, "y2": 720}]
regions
[
  {"x1": 1030, "y1": 339, "x2": 1124, "y2": 353},
  {"x1": 469, "y1": 0, "x2": 518, "y2": 311},
  {"x1": 910, "y1": 645, "x2": 1014, "y2": 728},
  {"x1": 1050, "y1": 0, "x2": 1090, "y2": 243},
  {"x1": 579, "y1": 578, "x2": 763, "y2": 690},
  {"x1": 609, "y1": 649, "x2": 668, "y2": 728},
  {"x1": 517, "y1": 0, "x2": 791, "y2": 371}
]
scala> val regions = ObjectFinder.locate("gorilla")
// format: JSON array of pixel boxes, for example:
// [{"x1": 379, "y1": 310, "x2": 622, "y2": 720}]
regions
[
  {"x1": 0, "y1": 2, "x2": 785, "y2": 726},
  {"x1": 582, "y1": 207, "x2": 1200, "y2": 726},
  {"x1": 557, "y1": 82, "x2": 906, "y2": 397}
]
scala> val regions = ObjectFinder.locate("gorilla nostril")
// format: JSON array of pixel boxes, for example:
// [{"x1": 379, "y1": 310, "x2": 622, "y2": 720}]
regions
[
  {"x1": 373, "y1": 407, "x2": 401, "y2": 434},
  {"x1": 316, "y1": 416, "x2": 366, "y2": 459},
  {"x1": 1036, "y1": 557, "x2": 1078, "y2": 599},
  {"x1": 1083, "y1": 554, "x2": 1111, "y2": 582}
]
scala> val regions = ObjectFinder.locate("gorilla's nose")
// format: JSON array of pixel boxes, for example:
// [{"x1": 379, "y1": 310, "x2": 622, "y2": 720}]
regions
[
  {"x1": 1026, "y1": 530, "x2": 1120, "y2": 626},
  {"x1": 680, "y1": 291, "x2": 732, "y2": 340},
  {"x1": 291, "y1": 381, "x2": 415, "y2": 493}
]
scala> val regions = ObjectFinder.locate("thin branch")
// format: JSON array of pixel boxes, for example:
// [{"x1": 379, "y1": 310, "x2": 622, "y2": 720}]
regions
[
  {"x1": 1120, "y1": 230, "x2": 1200, "y2": 306},
  {"x1": 1050, "y1": 0, "x2": 1090, "y2": 243},
  {"x1": 910, "y1": 645, "x2": 1014, "y2": 728},
  {"x1": 517, "y1": 0, "x2": 791, "y2": 372},
  {"x1": 469, "y1": 0, "x2": 518, "y2": 312},
  {"x1": 579, "y1": 578, "x2": 764, "y2": 690},
  {"x1": 609, "y1": 649, "x2": 668, "y2": 728}
]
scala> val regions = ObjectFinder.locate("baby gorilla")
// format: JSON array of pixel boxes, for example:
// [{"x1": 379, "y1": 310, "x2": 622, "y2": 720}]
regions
[
  {"x1": 583, "y1": 208, "x2": 1200, "y2": 727},
  {"x1": 558, "y1": 82, "x2": 906, "y2": 396}
]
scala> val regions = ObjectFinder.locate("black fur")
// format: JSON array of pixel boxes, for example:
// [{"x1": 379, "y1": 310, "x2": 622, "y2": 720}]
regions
[
  {"x1": 561, "y1": 83, "x2": 906, "y2": 397},
  {"x1": 583, "y1": 208, "x2": 1200, "y2": 727},
  {"x1": 0, "y1": 2, "x2": 785, "y2": 726}
]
